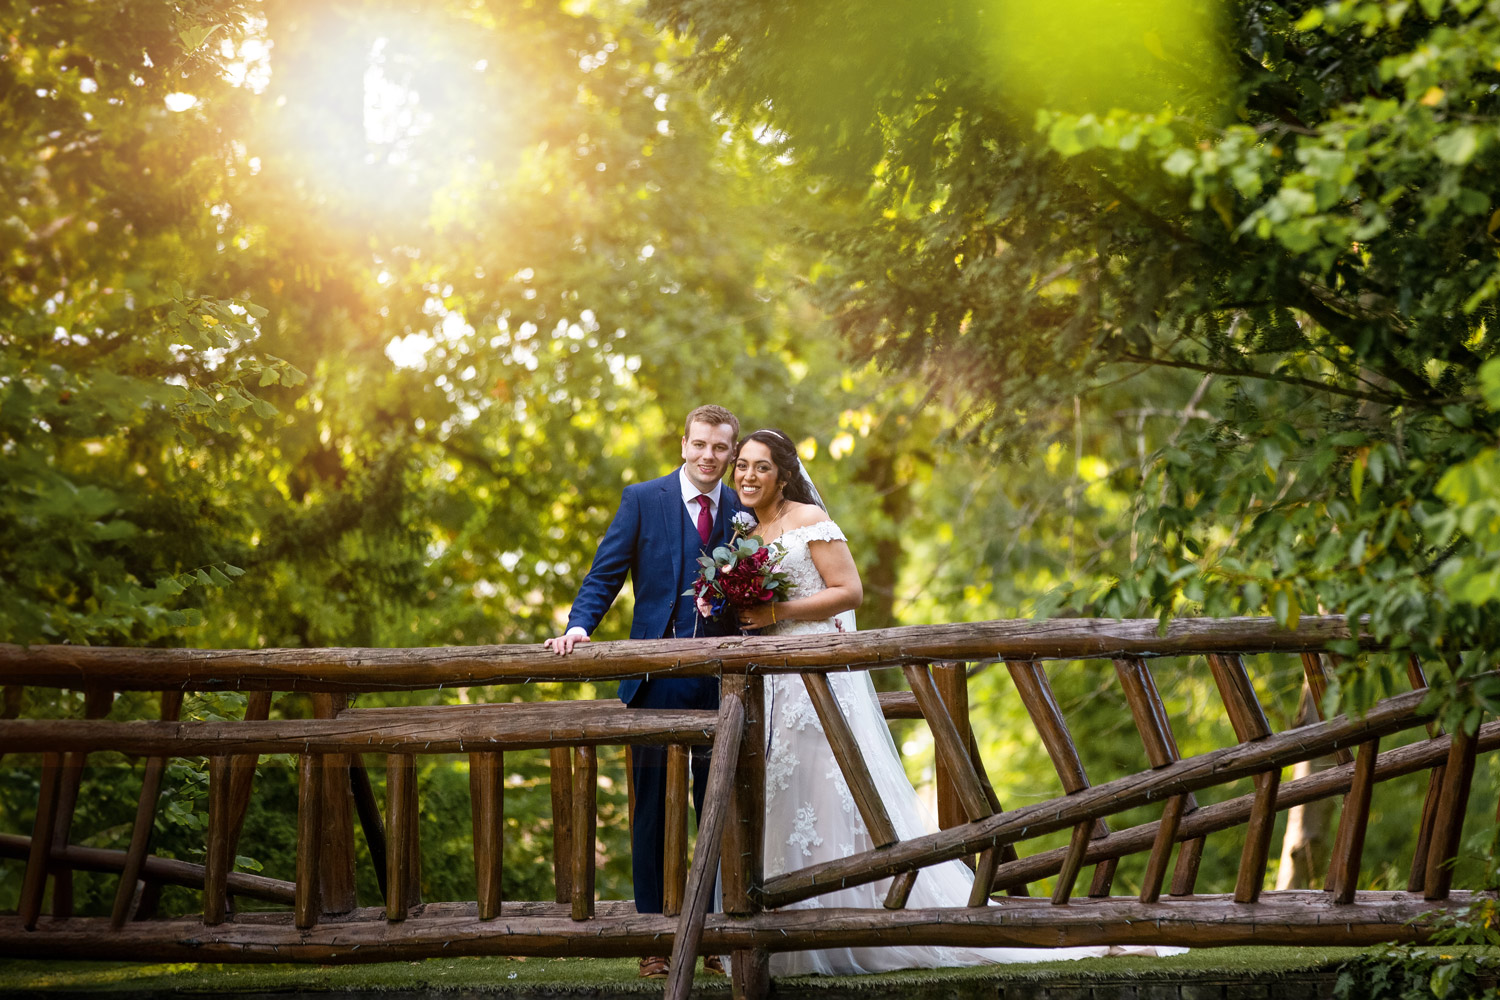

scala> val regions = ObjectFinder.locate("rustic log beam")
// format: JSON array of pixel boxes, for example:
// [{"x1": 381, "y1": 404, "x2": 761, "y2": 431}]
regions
[
  {"x1": 0, "y1": 616, "x2": 1375, "y2": 691},
  {"x1": 1424, "y1": 724, "x2": 1479, "y2": 901},
  {"x1": 904, "y1": 664, "x2": 990, "y2": 822},
  {"x1": 0, "y1": 833, "x2": 295, "y2": 903},
  {"x1": 966, "y1": 729, "x2": 1026, "y2": 898},
  {"x1": 1237, "y1": 771, "x2": 1281, "y2": 903},
  {"x1": 986, "y1": 720, "x2": 1500, "y2": 894},
  {"x1": 0, "y1": 705, "x2": 720, "y2": 756},
  {"x1": 570, "y1": 745, "x2": 597, "y2": 922},
  {"x1": 718, "y1": 672, "x2": 767, "y2": 1000},
  {"x1": 885, "y1": 870, "x2": 918, "y2": 909},
  {"x1": 1404, "y1": 655, "x2": 1444, "y2": 894},
  {"x1": 761, "y1": 683, "x2": 1446, "y2": 909},
  {"x1": 111, "y1": 689, "x2": 183, "y2": 928},
  {"x1": 1206, "y1": 653, "x2": 1277, "y2": 903},
  {"x1": 295, "y1": 752, "x2": 323, "y2": 930},
  {"x1": 19, "y1": 753, "x2": 64, "y2": 929},
  {"x1": 0, "y1": 891, "x2": 1478, "y2": 961},
  {"x1": 663, "y1": 744, "x2": 689, "y2": 917},
  {"x1": 469, "y1": 751, "x2": 503, "y2": 920},
  {"x1": 720, "y1": 672, "x2": 764, "y2": 918},
  {"x1": 802, "y1": 672, "x2": 899, "y2": 849},
  {"x1": 224, "y1": 690, "x2": 273, "y2": 893},
  {"x1": 1051, "y1": 822, "x2": 1094, "y2": 905},
  {"x1": 48, "y1": 688, "x2": 113, "y2": 918},
  {"x1": 1112, "y1": 657, "x2": 1201, "y2": 901},
  {"x1": 385, "y1": 753, "x2": 418, "y2": 921},
  {"x1": 665, "y1": 692, "x2": 745, "y2": 1000},
  {"x1": 1299, "y1": 654, "x2": 1352, "y2": 766},
  {"x1": 877, "y1": 691, "x2": 920, "y2": 719},
  {"x1": 549, "y1": 747, "x2": 574, "y2": 905},
  {"x1": 1007, "y1": 661, "x2": 1115, "y2": 896},
  {"x1": 313, "y1": 694, "x2": 357, "y2": 918},
  {"x1": 350, "y1": 756, "x2": 388, "y2": 901},
  {"x1": 932, "y1": 663, "x2": 972, "y2": 837},
  {"x1": 1139, "y1": 795, "x2": 1187, "y2": 904},
  {"x1": 1327, "y1": 738, "x2": 1378, "y2": 904},
  {"x1": 202, "y1": 756, "x2": 232, "y2": 925}
]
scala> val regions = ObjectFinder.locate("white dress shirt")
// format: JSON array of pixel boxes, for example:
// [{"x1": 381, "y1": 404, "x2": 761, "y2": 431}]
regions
[{"x1": 678, "y1": 466, "x2": 723, "y2": 524}]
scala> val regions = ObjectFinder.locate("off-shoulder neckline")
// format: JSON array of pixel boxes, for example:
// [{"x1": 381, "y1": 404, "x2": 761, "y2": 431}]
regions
[{"x1": 769, "y1": 519, "x2": 843, "y2": 544}]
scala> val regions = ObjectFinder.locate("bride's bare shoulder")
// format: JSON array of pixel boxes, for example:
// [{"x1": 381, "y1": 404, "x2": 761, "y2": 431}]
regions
[{"x1": 785, "y1": 503, "x2": 830, "y2": 530}]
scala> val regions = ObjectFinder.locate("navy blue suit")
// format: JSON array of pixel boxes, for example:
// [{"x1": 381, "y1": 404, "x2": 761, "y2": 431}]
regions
[{"x1": 564, "y1": 468, "x2": 744, "y2": 914}]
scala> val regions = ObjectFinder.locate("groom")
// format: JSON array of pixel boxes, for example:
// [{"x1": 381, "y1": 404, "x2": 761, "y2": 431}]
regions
[{"x1": 544, "y1": 403, "x2": 744, "y2": 978}]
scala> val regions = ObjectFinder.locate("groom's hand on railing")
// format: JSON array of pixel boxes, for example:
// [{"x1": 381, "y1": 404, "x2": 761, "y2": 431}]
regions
[{"x1": 544, "y1": 631, "x2": 591, "y2": 655}]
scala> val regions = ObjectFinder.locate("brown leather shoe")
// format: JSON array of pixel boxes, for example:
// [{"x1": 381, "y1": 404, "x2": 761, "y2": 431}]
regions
[
  {"x1": 703, "y1": 955, "x2": 727, "y2": 975},
  {"x1": 638, "y1": 956, "x2": 670, "y2": 979}
]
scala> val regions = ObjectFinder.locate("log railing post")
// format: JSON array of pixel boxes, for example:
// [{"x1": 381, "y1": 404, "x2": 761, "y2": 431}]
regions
[
  {"x1": 549, "y1": 747, "x2": 574, "y2": 904},
  {"x1": 112, "y1": 690, "x2": 184, "y2": 928},
  {"x1": 801, "y1": 672, "x2": 899, "y2": 849},
  {"x1": 350, "y1": 756, "x2": 388, "y2": 901},
  {"x1": 51, "y1": 688, "x2": 114, "y2": 918},
  {"x1": 720, "y1": 671, "x2": 769, "y2": 1000},
  {"x1": 469, "y1": 751, "x2": 503, "y2": 920},
  {"x1": 311, "y1": 694, "x2": 356, "y2": 918},
  {"x1": 570, "y1": 745, "x2": 597, "y2": 921},
  {"x1": 1207, "y1": 653, "x2": 1279, "y2": 903},
  {"x1": 1424, "y1": 723, "x2": 1478, "y2": 901},
  {"x1": 385, "y1": 753, "x2": 420, "y2": 920},
  {"x1": 1006, "y1": 661, "x2": 1116, "y2": 898},
  {"x1": 1113, "y1": 657, "x2": 1204, "y2": 900},
  {"x1": 662, "y1": 744, "x2": 689, "y2": 917},
  {"x1": 931, "y1": 663, "x2": 972, "y2": 836},
  {"x1": 906, "y1": 663, "x2": 998, "y2": 890},
  {"x1": 1327, "y1": 737, "x2": 1378, "y2": 903},
  {"x1": 19, "y1": 752, "x2": 63, "y2": 929},
  {"x1": 223, "y1": 690, "x2": 273, "y2": 913},
  {"x1": 1404, "y1": 655, "x2": 1447, "y2": 893},
  {"x1": 665, "y1": 691, "x2": 746, "y2": 1000},
  {"x1": 202, "y1": 755, "x2": 232, "y2": 925},
  {"x1": 294, "y1": 751, "x2": 323, "y2": 930}
]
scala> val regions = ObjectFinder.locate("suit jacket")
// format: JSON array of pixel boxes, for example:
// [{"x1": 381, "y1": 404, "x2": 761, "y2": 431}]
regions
[{"x1": 566, "y1": 468, "x2": 745, "y2": 704}]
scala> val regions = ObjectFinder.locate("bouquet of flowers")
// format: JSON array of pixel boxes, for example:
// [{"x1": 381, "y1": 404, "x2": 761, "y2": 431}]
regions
[{"x1": 687, "y1": 512, "x2": 792, "y2": 622}]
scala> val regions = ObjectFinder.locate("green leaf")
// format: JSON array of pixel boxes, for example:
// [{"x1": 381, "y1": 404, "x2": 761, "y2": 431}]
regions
[{"x1": 1433, "y1": 127, "x2": 1479, "y2": 165}]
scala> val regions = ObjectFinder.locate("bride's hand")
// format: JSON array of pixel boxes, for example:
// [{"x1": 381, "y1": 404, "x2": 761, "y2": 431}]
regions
[{"x1": 737, "y1": 602, "x2": 777, "y2": 631}]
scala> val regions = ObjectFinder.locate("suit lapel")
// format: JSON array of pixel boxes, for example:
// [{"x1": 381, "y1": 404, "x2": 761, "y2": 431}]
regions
[
  {"x1": 661, "y1": 472, "x2": 684, "y2": 596},
  {"x1": 712, "y1": 489, "x2": 739, "y2": 548}
]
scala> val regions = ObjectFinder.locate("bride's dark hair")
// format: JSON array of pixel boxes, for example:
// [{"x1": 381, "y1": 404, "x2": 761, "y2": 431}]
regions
[{"x1": 735, "y1": 429, "x2": 819, "y2": 506}]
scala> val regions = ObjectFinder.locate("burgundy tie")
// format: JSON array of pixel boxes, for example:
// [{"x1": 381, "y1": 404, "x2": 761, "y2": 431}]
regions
[{"x1": 695, "y1": 495, "x2": 712, "y2": 545}]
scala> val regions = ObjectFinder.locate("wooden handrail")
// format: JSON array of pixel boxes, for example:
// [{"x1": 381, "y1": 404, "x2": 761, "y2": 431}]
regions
[
  {"x1": 0, "y1": 617, "x2": 1490, "y2": 1000},
  {"x1": 0, "y1": 616, "x2": 1371, "y2": 691}
]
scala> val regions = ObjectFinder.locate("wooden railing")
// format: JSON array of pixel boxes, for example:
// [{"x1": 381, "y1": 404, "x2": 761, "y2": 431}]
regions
[{"x1": 0, "y1": 617, "x2": 1494, "y2": 1000}]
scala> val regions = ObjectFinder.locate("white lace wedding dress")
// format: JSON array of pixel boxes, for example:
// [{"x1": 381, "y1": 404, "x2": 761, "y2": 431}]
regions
[{"x1": 760, "y1": 520, "x2": 1113, "y2": 976}]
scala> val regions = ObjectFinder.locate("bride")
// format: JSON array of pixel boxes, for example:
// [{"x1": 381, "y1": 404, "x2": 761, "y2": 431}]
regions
[{"x1": 728, "y1": 428, "x2": 1130, "y2": 976}]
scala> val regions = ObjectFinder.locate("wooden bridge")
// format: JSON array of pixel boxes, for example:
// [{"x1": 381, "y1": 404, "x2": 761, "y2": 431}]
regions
[{"x1": 0, "y1": 617, "x2": 1494, "y2": 1000}]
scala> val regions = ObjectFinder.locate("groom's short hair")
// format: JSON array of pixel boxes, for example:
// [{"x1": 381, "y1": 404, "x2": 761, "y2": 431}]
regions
[{"x1": 684, "y1": 404, "x2": 739, "y2": 439}]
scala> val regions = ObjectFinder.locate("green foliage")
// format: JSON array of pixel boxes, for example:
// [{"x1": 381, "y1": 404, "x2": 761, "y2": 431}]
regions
[{"x1": 655, "y1": 0, "x2": 1500, "y2": 732}]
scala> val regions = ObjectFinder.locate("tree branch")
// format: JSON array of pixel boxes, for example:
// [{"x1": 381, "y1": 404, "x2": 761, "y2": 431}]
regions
[{"x1": 1115, "y1": 352, "x2": 1425, "y2": 408}]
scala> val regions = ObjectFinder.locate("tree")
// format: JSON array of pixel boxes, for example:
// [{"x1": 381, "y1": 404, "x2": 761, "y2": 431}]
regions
[{"x1": 652, "y1": 0, "x2": 1500, "y2": 731}]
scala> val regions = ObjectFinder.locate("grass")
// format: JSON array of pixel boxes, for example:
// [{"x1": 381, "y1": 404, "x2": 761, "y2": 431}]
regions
[{"x1": 9, "y1": 946, "x2": 1491, "y2": 994}]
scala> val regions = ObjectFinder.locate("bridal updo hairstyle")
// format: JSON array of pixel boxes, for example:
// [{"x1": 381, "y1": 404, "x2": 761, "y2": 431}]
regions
[{"x1": 735, "y1": 429, "x2": 819, "y2": 507}]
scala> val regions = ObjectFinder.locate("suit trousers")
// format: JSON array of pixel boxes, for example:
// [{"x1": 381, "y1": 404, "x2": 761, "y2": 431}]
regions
[{"x1": 627, "y1": 676, "x2": 719, "y2": 915}]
